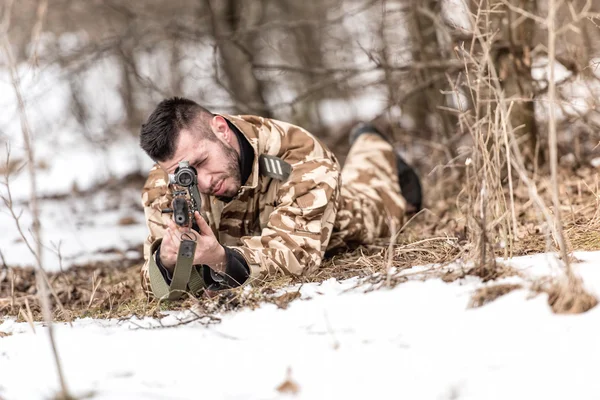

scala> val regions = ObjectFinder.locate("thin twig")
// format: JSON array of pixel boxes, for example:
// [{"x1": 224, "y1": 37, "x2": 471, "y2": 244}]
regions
[
  {"x1": 0, "y1": 2, "x2": 72, "y2": 397},
  {"x1": 547, "y1": 0, "x2": 573, "y2": 276}
]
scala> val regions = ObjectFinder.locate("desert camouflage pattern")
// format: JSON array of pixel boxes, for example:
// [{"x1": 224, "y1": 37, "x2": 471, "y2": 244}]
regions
[
  {"x1": 140, "y1": 115, "x2": 406, "y2": 292},
  {"x1": 329, "y1": 133, "x2": 406, "y2": 249}
]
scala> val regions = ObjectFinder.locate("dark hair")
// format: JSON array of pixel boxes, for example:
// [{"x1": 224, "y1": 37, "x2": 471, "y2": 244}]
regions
[{"x1": 139, "y1": 97, "x2": 213, "y2": 161}]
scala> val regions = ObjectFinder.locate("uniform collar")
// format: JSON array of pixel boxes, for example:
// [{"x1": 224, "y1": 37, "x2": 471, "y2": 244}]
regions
[
  {"x1": 220, "y1": 115, "x2": 260, "y2": 191},
  {"x1": 226, "y1": 119, "x2": 254, "y2": 188}
]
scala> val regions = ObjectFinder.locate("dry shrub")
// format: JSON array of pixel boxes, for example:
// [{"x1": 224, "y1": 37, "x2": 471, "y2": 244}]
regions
[
  {"x1": 534, "y1": 278, "x2": 598, "y2": 314},
  {"x1": 440, "y1": 1, "x2": 600, "y2": 315}
]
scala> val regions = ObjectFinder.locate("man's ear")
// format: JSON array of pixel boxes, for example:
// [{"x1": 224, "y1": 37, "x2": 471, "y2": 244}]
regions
[{"x1": 210, "y1": 116, "x2": 232, "y2": 144}]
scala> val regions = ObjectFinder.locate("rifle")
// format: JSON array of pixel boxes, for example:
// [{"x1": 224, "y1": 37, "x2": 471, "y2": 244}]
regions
[
  {"x1": 154, "y1": 160, "x2": 206, "y2": 299},
  {"x1": 162, "y1": 160, "x2": 229, "y2": 288},
  {"x1": 161, "y1": 160, "x2": 202, "y2": 228}
]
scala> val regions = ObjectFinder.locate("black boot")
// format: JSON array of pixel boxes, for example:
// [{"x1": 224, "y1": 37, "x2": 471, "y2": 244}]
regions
[
  {"x1": 396, "y1": 151, "x2": 422, "y2": 213},
  {"x1": 349, "y1": 122, "x2": 388, "y2": 146},
  {"x1": 349, "y1": 122, "x2": 422, "y2": 213}
]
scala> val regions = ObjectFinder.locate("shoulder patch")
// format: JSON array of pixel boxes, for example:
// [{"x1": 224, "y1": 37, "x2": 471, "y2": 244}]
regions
[{"x1": 259, "y1": 154, "x2": 292, "y2": 181}]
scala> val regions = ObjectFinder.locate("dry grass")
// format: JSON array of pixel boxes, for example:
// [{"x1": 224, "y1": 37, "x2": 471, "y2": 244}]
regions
[
  {"x1": 0, "y1": 229, "x2": 463, "y2": 320},
  {"x1": 532, "y1": 278, "x2": 599, "y2": 314},
  {"x1": 0, "y1": 261, "x2": 161, "y2": 321},
  {"x1": 2, "y1": 163, "x2": 600, "y2": 320},
  {"x1": 466, "y1": 260, "x2": 520, "y2": 283},
  {"x1": 469, "y1": 283, "x2": 523, "y2": 308}
]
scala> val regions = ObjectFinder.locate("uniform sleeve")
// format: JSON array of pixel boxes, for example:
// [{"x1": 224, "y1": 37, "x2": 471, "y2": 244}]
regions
[
  {"x1": 229, "y1": 157, "x2": 341, "y2": 280},
  {"x1": 139, "y1": 165, "x2": 173, "y2": 292},
  {"x1": 139, "y1": 164, "x2": 241, "y2": 294}
]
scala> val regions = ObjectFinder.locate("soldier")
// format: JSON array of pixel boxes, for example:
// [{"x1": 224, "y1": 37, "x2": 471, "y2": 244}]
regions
[{"x1": 139, "y1": 97, "x2": 422, "y2": 298}]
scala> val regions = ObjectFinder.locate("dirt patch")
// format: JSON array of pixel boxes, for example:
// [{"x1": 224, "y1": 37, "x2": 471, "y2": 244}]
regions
[{"x1": 469, "y1": 283, "x2": 523, "y2": 308}]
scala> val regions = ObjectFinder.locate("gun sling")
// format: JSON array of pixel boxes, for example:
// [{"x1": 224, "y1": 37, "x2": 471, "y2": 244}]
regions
[{"x1": 148, "y1": 239, "x2": 205, "y2": 300}]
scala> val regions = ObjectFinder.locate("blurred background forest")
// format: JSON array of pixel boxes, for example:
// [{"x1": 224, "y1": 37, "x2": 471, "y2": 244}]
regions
[
  {"x1": 2, "y1": 0, "x2": 600, "y2": 299},
  {"x1": 6, "y1": 0, "x2": 600, "y2": 175}
]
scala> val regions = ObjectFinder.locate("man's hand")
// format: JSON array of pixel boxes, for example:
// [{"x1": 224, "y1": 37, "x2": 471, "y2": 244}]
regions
[{"x1": 159, "y1": 211, "x2": 227, "y2": 273}]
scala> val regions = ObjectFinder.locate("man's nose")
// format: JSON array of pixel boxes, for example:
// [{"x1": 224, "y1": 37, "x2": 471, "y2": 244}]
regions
[{"x1": 196, "y1": 173, "x2": 212, "y2": 193}]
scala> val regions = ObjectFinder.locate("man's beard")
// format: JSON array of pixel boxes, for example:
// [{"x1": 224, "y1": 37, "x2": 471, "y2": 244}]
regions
[{"x1": 214, "y1": 140, "x2": 242, "y2": 198}]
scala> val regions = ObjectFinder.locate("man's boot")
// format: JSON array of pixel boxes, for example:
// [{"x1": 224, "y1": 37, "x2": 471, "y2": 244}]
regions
[{"x1": 349, "y1": 122, "x2": 422, "y2": 213}]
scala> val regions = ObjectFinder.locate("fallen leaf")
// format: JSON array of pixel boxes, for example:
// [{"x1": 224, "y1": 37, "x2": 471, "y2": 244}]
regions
[
  {"x1": 276, "y1": 367, "x2": 300, "y2": 395},
  {"x1": 272, "y1": 291, "x2": 301, "y2": 310}
]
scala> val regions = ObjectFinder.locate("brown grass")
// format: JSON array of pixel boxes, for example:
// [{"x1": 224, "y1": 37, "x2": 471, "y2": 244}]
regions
[
  {"x1": 466, "y1": 260, "x2": 520, "y2": 282},
  {"x1": 533, "y1": 278, "x2": 599, "y2": 314},
  {"x1": 469, "y1": 283, "x2": 523, "y2": 308},
  {"x1": 2, "y1": 165, "x2": 600, "y2": 320},
  {"x1": 0, "y1": 230, "x2": 462, "y2": 320},
  {"x1": 0, "y1": 262, "x2": 159, "y2": 321}
]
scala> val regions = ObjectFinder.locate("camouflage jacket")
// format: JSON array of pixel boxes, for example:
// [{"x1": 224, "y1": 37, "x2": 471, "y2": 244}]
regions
[{"x1": 141, "y1": 115, "x2": 342, "y2": 287}]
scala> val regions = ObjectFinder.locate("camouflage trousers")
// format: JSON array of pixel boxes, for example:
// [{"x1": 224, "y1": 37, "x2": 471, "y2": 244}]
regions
[{"x1": 329, "y1": 133, "x2": 406, "y2": 250}]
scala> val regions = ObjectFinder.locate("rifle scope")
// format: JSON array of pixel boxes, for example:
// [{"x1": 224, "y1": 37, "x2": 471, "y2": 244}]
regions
[{"x1": 170, "y1": 161, "x2": 197, "y2": 187}]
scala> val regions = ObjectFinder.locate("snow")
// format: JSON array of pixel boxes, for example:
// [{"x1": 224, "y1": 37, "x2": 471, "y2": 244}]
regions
[
  {"x1": 2, "y1": 252, "x2": 600, "y2": 400},
  {"x1": 0, "y1": 186, "x2": 147, "y2": 270}
]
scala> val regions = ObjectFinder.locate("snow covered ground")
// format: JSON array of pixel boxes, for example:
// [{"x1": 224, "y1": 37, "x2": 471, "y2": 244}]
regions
[
  {"x1": 1, "y1": 252, "x2": 600, "y2": 400},
  {"x1": 0, "y1": 185, "x2": 147, "y2": 270}
]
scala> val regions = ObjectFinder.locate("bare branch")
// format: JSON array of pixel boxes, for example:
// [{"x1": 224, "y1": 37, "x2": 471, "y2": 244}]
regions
[
  {"x1": 499, "y1": 0, "x2": 546, "y2": 25},
  {"x1": 0, "y1": 1, "x2": 73, "y2": 397}
]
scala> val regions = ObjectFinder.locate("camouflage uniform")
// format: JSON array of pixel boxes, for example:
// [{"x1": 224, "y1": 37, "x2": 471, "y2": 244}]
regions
[{"x1": 140, "y1": 115, "x2": 406, "y2": 292}]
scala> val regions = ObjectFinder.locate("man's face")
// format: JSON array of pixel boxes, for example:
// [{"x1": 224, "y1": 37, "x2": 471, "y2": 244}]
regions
[{"x1": 159, "y1": 127, "x2": 242, "y2": 198}]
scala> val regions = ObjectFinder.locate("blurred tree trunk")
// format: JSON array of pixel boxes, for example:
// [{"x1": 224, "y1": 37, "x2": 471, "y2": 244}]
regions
[
  {"x1": 486, "y1": 0, "x2": 539, "y2": 165},
  {"x1": 379, "y1": 0, "x2": 411, "y2": 127},
  {"x1": 403, "y1": 1, "x2": 434, "y2": 134},
  {"x1": 405, "y1": 0, "x2": 457, "y2": 142},
  {"x1": 168, "y1": 37, "x2": 184, "y2": 96},
  {"x1": 118, "y1": 41, "x2": 142, "y2": 134},
  {"x1": 278, "y1": 0, "x2": 327, "y2": 132},
  {"x1": 205, "y1": 0, "x2": 272, "y2": 117}
]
